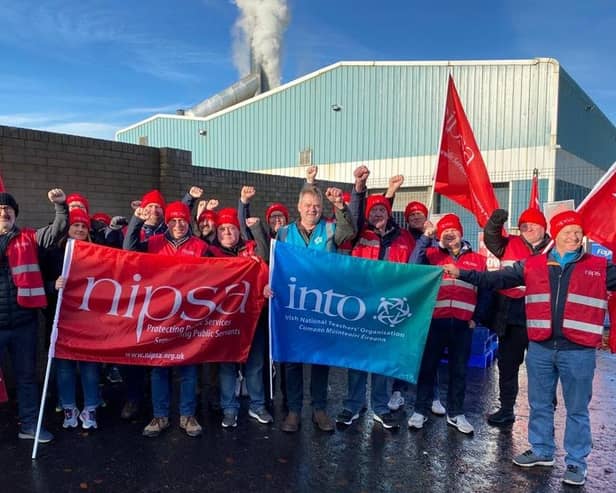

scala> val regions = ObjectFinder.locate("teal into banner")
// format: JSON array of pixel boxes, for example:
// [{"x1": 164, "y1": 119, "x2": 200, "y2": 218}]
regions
[{"x1": 269, "y1": 240, "x2": 443, "y2": 383}]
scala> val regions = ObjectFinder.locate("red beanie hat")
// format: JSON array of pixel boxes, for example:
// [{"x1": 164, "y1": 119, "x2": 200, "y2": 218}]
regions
[
  {"x1": 69, "y1": 208, "x2": 91, "y2": 228},
  {"x1": 217, "y1": 208, "x2": 240, "y2": 229},
  {"x1": 404, "y1": 201, "x2": 428, "y2": 221},
  {"x1": 198, "y1": 209, "x2": 218, "y2": 226},
  {"x1": 550, "y1": 210, "x2": 583, "y2": 239},
  {"x1": 164, "y1": 201, "x2": 190, "y2": 224},
  {"x1": 66, "y1": 193, "x2": 90, "y2": 212},
  {"x1": 518, "y1": 208, "x2": 547, "y2": 229},
  {"x1": 365, "y1": 195, "x2": 392, "y2": 219},
  {"x1": 91, "y1": 212, "x2": 111, "y2": 226},
  {"x1": 265, "y1": 203, "x2": 289, "y2": 224},
  {"x1": 141, "y1": 190, "x2": 166, "y2": 210},
  {"x1": 437, "y1": 213, "x2": 463, "y2": 239}
]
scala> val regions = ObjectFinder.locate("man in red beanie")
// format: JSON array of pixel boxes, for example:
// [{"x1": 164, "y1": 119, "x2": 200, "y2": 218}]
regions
[
  {"x1": 124, "y1": 200, "x2": 208, "y2": 438},
  {"x1": 481, "y1": 207, "x2": 551, "y2": 427},
  {"x1": 66, "y1": 193, "x2": 89, "y2": 212},
  {"x1": 335, "y1": 168, "x2": 414, "y2": 431},
  {"x1": 444, "y1": 209, "x2": 616, "y2": 486},
  {"x1": 407, "y1": 213, "x2": 491, "y2": 435}
]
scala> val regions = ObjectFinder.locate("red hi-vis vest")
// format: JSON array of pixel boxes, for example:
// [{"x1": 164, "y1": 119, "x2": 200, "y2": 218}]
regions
[
  {"x1": 6, "y1": 229, "x2": 47, "y2": 308},
  {"x1": 351, "y1": 228, "x2": 414, "y2": 263},
  {"x1": 147, "y1": 234, "x2": 208, "y2": 257},
  {"x1": 524, "y1": 254, "x2": 607, "y2": 347},
  {"x1": 427, "y1": 248, "x2": 486, "y2": 321},
  {"x1": 497, "y1": 236, "x2": 532, "y2": 299}
]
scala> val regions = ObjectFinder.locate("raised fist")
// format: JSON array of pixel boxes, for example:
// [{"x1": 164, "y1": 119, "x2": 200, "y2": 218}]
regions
[
  {"x1": 325, "y1": 187, "x2": 343, "y2": 207},
  {"x1": 206, "y1": 199, "x2": 219, "y2": 211},
  {"x1": 353, "y1": 165, "x2": 370, "y2": 183},
  {"x1": 490, "y1": 208, "x2": 509, "y2": 225},
  {"x1": 388, "y1": 174, "x2": 404, "y2": 191},
  {"x1": 189, "y1": 186, "x2": 203, "y2": 199},
  {"x1": 134, "y1": 207, "x2": 150, "y2": 221},
  {"x1": 48, "y1": 188, "x2": 66, "y2": 204},
  {"x1": 306, "y1": 165, "x2": 318, "y2": 183},
  {"x1": 240, "y1": 186, "x2": 256, "y2": 204},
  {"x1": 423, "y1": 220, "x2": 436, "y2": 238},
  {"x1": 130, "y1": 200, "x2": 141, "y2": 210},
  {"x1": 110, "y1": 216, "x2": 128, "y2": 230},
  {"x1": 246, "y1": 217, "x2": 260, "y2": 227}
]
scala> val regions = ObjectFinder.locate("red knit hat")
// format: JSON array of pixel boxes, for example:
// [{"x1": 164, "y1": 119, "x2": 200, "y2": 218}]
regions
[
  {"x1": 164, "y1": 201, "x2": 190, "y2": 224},
  {"x1": 217, "y1": 208, "x2": 240, "y2": 229},
  {"x1": 404, "y1": 201, "x2": 428, "y2": 221},
  {"x1": 265, "y1": 203, "x2": 289, "y2": 224},
  {"x1": 69, "y1": 208, "x2": 91, "y2": 228},
  {"x1": 66, "y1": 193, "x2": 89, "y2": 212},
  {"x1": 518, "y1": 208, "x2": 547, "y2": 229},
  {"x1": 550, "y1": 210, "x2": 583, "y2": 239},
  {"x1": 365, "y1": 195, "x2": 392, "y2": 219},
  {"x1": 141, "y1": 190, "x2": 166, "y2": 209},
  {"x1": 198, "y1": 209, "x2": 218, "y2": 226},
  {"x1": 91, "y1": 212, "x2": 111, "y2": 226},
  {"x1": 437, "y1": 213, "x2": 463, "y2": 239}
]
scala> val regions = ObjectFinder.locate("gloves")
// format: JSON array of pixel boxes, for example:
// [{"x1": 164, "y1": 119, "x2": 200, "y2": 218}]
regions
[
  {"x1": 489, "y1": 208, "x2": 508, "y2": 225},
  {"x1": 110, "y1": 216, "x2": 129, "y2": 230}
]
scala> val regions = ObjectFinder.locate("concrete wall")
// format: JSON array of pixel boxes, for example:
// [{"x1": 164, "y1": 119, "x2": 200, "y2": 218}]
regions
[{"x1": 0, "y1": 125, "x2": 349, "y2": 229}]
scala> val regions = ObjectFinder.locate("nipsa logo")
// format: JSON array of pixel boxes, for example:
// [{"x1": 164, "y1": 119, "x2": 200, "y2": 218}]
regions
[{"x1": 77, "y1": 274, "x2": 251, "y2": 342}]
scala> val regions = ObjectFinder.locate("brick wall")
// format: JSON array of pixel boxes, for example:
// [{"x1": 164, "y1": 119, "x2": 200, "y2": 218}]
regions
[{"x1": 0, "y1": 125, "x2": 350, "y2": 228}]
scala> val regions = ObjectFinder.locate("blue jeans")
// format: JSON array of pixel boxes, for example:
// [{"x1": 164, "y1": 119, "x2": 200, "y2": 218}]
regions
[
  {"x1": 414, "y1": 317, "x2": 473, "y2": 416},
  {"x1": 0, "y1": 317, "x2": 39, "y2": 428},
  {"x1": 343, "y1": 369, "x2": 390, "y2": 415},
  {"x1": 219, "y1": 325, "x2": 266, "y2": 414},
  {"x1": 150, "y1": 365, "x2": 197, "y2": 417},
  {"x1": 285, "y1": 363, "x2": 329, "y2": 414},
  {"x1": 55, "y1": 359, "x2": 100, "y2": 411},
  {"x1": 526, "y1": 342, "x2": 595, "y2": 471}
]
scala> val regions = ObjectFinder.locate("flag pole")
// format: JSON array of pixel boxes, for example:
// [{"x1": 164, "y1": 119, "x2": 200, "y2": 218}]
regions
[
  {"x1": 32, "y1": 239, "x2": 75, "y2": 459},
  {"x1": 427, "y1": 71, "x2": 453, "y2": 217},
  {"x1": 267, "y1": 240, "x2": 276, "y2": 402}
]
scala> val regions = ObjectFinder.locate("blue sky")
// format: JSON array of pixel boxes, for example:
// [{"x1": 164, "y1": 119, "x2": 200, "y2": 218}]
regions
[{"x1": 0, "y1": 0, "x2": 614, "y2": 140}]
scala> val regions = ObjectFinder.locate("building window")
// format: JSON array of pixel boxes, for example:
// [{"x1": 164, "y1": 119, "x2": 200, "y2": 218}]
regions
[
  {"x1": 138, "y1": 136, "x2": 149, "y2": 146},
  {"x1": 299, "y1": 148, "x2": 312, "y2": 165}
]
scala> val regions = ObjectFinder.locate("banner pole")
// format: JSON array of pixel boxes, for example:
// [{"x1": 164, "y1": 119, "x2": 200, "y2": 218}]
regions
[
  {"x1": 267, "y1": 240, "x2": 276, "y2": 401},
  {"x1": 32, "y1": 239, "x2": 75, "y2": 459}
]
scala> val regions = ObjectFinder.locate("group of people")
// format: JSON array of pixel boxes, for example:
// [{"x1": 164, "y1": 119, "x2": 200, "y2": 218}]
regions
[{"x1": 0, "y1": 163, "x2": 611, "y2": 487}]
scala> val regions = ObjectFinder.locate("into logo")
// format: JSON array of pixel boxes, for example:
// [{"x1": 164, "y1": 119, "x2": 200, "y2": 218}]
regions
[{"x1": 374, "y1": 297, "x2": 413, "y2": 328}]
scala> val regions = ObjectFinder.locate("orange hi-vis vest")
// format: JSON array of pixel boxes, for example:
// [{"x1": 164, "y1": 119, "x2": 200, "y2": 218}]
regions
[
  {"x1": 147, "y1": 234, "x2": 208, "y2": 257},
  {"x1": 6, "y1": 229, "x2": 47, "y2": 308},
  {"x1": 498, "y1": 236, "x2": 531, "y2": 299},
  {"x1": 524, "y1": 253, "x2": 607, "y2": 347},
  {"x1": 351, "y1": 227, "x2": 414, "y2": 263},
  {"x1": 427, "y1": 248, "x2": 486, "y2": 321}
]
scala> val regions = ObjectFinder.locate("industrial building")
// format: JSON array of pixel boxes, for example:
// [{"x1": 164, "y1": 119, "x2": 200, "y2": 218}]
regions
[{"x1": 116, "y1": 59, "x2": 616, "y2": 242}]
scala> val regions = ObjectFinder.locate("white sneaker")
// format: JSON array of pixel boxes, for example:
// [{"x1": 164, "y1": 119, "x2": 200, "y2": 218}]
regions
[
  {"x1": 408, "y1": 412, "x2": 427, "y2": 429},
  {"x1": 447, "y1": 414, "x2": 474, "y2": 434},
  {"x1": 62, "y1": 407, "x2": 79, "y2": 428},
  {"x1": 431, "y1": 399, "x2": 446, "y2": 416},
  {"x1": 387, "y1": 391, "x2": 405, "y2": 411}
]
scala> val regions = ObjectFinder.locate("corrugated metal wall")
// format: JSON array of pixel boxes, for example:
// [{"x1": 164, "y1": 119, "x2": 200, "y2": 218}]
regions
[{"x1": 117, "y1": 60, "x2": 558, "y2": 188}]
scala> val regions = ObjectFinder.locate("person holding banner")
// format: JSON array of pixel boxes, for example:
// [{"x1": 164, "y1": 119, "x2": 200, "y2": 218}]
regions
[
  {"x1": 443, "y1": 210, "x2": 616, "y2": 486},
  {"x1": 53, "y1": 209, "x2": 102, "y2": 430},
  {"x1": 125, "y1": 201, "x2": 209, "y2": 438},
  {"x1": 276, "y1": 183, "x2": 356, "y2": 433},
  {"x1": 336, "y1": 179, "x2": 415, "y2": 430},
  {"x1": 482, "y1": 207, "x2": 551, "y2": 427},
  {"x1": 408, "y1": 214, "x2": 490, "y2": 435},
  {"x1": 207, "y1": 207, "x2": 272, "y2": 428},
  {"x1": 0, "y1": 189, "x2": 67, "y2": 443}
]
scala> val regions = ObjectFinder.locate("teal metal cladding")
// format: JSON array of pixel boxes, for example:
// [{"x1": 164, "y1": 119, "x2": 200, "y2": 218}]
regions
[{"x1": 117, "y1": 60, "x2": 557, "y2": 171}]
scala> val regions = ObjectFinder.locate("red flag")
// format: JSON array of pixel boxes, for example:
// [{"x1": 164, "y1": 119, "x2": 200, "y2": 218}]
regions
[
  {"x1": 52, "y1": 241, "x2": 269, "y2": 366},
  {"x1": 434, "y1": 75, "x2": 499, "y2": 227},
  {"x1": 0, "y1": 368, "x2": 8, "y2": 403},
  {"x1": 576, "y1": 161, "x2": 616, "y2": 253},
  {"x1": 529, "y1": 169, "x2": 540, "y2": 210},
  {"x1": 0, "y1": 170, "x2": 5, "y2": 192}
]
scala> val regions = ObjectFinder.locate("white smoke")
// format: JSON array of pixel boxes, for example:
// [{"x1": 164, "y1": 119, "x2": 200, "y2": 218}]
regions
[{"x1": 232, "y1": 0, "x2": 290, "y2": 89}]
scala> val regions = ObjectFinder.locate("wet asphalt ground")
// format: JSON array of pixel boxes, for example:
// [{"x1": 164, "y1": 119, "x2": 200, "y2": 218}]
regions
[{"x1": 1, "y1": 352, "x2": 615, "y2": 493}]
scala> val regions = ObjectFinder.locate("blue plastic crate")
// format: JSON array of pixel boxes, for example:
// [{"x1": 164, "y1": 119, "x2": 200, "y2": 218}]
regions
[{"x1": 468, "y1": 348, "x2": 496, "y2": 368}]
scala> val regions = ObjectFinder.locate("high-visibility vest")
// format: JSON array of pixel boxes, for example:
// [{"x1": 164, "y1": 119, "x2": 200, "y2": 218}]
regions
[
  {"x1": 498, "y1": 236, "x2": 532, "y2": 299},
  {"x1": 277, "y1": 220, "x2": 336, "y2": 252},
  {"x1": 6, "y1": 229, "x2": 47, "y2": 308},
  {"x1": 427, "y1": 248, "x2": 486, "y2": 321},
  {"x1": 524, "y1": 253, "x2": 607, "y2": 347},
  {"x1": 351, "y1": 227, "x2": 414, "y2": 263},
  {"x1": 147, "y1": 234, "x2": 208, "y2": 257}
]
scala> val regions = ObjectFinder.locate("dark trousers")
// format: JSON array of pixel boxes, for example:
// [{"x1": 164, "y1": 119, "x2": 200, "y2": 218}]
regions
[
  {"x1": 285, "y1": 363, "x2": 329, "y2": 414},
  {"x1": 415, "y1": 317, "x2": 473, "y2": 417},
  {"x1": 496, "y1": 324, "x2": 528, "y2": 410}
]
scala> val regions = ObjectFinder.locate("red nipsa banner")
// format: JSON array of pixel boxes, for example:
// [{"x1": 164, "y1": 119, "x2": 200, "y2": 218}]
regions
[
  {"x1": 434, "y1": 75, "x2": 499, "y2": 227},
  {"x1": 52, "y1": 241, "x2": 269, "y2": 366}
]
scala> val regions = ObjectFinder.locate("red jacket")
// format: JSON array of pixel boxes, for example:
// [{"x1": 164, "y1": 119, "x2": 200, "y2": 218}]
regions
[
  {"x1": 147, "y1": 234, "x2": 209, "y2": 257},
  {"x1": 524, "y1": 254, "x2": 607, "y2": 347},
  {"x1": 351, "y1": 227, "x2": 414, "y2": 263},
  {"x1": 6, "y1": 229, "x2": 47, "y2": 308},
  {"x1": 497, "y1": 236, "x2": 531, "y2": 299}
]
